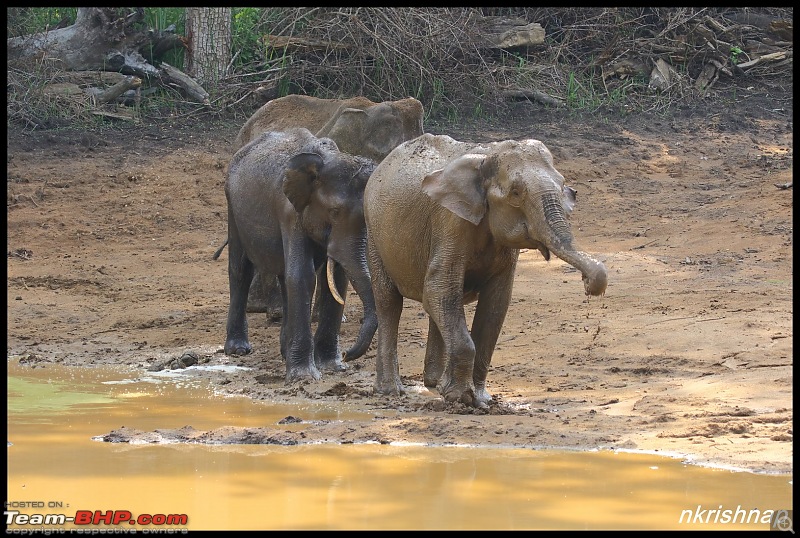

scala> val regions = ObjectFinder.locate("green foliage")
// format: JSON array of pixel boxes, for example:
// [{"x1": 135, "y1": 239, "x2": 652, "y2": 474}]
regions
[
  {"x1": 430, "y1": 78, "x2": 447, "y2": 118},
  {"x1": 143, "y1": 8, "x2": 186, "y2": 69},
  {"x1": 6, "y1": 7, "x2": 77, "y2": 37},
  {"x1": 729, "y1": 46, "x2": 744, "y2": 65},
  {"x1": 472, "y1": 102, "x2": 484, "y2": 120},
  {"x1": 231, "y1": 8, "x2": 264, "y2": 67},
  {"x1": 143, "y1": 7, "x2": 184, "y2": 33}
]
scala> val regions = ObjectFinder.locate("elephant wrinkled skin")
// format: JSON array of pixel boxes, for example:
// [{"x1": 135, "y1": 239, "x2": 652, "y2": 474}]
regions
[
  {"x1": 229, "y1": 94, "x2": 425, "y2": 317},
  {"x1": 224, "y1": 128, "x2": 378, "y2": 382},
  {"x1": 364, "y1": 133, "x2": 608, "y2": 408}
]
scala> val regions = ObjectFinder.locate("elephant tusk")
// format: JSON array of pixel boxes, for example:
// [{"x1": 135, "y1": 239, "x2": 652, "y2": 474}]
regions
[{"x1": 327, "y1": 257, "x2": 346, "y2": 305}]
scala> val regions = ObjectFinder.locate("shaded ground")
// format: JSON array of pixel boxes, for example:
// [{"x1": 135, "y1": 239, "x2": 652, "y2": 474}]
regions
[{"x1": 7, "y1": 86, "x2": 792, "y2": 474}]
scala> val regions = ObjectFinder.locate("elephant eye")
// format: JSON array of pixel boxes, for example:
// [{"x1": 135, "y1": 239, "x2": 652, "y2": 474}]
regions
[
  {"x1": 329, "y1": 207, "x2": 341, "y2": 220},
  {"x1": 506, "y1": 181, "x2": 526, "y2": 207}
]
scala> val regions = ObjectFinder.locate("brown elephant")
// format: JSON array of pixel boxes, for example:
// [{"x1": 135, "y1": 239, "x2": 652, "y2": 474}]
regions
[
  {"x1": 224, "y1": 128, "x2": 378, "y2": 382},
  {"x1": 222, "y1": 94, "x2": 425, "y2": 317},
  {"x1": 233, "y1": 94, "x2": 424, "y2": 159},
  {"x1": 364, "y1": 134, "x2": 608, "y2": 408}
]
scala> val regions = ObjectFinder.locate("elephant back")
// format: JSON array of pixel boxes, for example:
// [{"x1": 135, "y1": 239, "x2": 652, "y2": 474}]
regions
[
  {"x1": 228, "y1": 128, "x2": 318, "y2": 191},
  {"x1": 372, "y1": 133, "x2": 475, "y2": 187},
  {"x1": 233, "y1": 95, "x2": 378, "y2": 152}
]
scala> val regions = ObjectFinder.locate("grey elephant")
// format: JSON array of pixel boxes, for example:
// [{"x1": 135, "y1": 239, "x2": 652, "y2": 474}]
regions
[
  {"x1": 364, "y1": 134, "x2": 608, "y2": 408},
  {"x1": 224, "y1": 127, "x2": 378, "y2": 382},
  {"x1": 223, "y1": 94, "x2": 425, "y2": 317}
]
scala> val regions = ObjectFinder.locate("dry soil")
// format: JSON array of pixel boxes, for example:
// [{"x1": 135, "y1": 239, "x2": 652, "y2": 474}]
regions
[{"x1": 7, "y1": 89, "x2": 793, "y2": 474}]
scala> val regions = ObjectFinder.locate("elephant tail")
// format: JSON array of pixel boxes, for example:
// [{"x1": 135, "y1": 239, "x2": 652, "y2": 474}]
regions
[{"x1": 212, "y1": 239, "x2": 228, "y2": 260}]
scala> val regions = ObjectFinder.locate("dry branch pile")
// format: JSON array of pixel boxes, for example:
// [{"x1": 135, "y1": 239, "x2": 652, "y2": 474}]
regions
[
  {"x1": 6, "y1": 7, "x2": 793, "y2": 126},
  {"x1": 243, "y1": 7, "x2": 791, "y2": 114}
]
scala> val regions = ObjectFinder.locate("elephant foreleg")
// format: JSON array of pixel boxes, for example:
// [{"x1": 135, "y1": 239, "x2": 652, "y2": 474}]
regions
[
  {"x1": 313, "y1": 260, "x2": 347, "y2": 372},
  {"x1": 423, "y1": 270, "x2": 476, "y2": 406},
  {"x1": 469, "y1": 268, "x2": 516, "y2": 407},
  {"x1": 426, "y1": 300, "x2": 476, "y2": 406},
  {"x1": 282, "y1": 240, "x2": 321, "y2": 382},
  {"x1": 224, "y1": 218, "x2": 255, "y2": 356},
  {"x1": 277, "y1": 274, "x2": 289, "y2": 358},
  {"x1": 368, "y1": 240, "x2": 404, "y2": 395}
]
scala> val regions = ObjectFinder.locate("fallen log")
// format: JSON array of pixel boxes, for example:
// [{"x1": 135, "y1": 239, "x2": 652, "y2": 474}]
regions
[
  {"x1": 91, "y1": 109, "x2": 137, "y2": 122},
  {"x1": 160, "y1": 62, "x2": 210, "y2": 105},
  {"x1": 478, "y1": 16, "x2": 545, "y2": 49},
  {"x1": 7, "y1": 8, "x2": 159, "y2": 78},
  {"x1": 737, "y1": 50, "x2": 791, "y2": 70},
  {"x1": 502, "y1": 88, "x2": 565, "y2": 108},
  {"x1": 87, "y1": 75, "x2": 142, "y2": 105}
]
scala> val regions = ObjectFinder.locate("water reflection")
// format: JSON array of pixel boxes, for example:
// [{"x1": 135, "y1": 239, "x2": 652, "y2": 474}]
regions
[{"x1": 6, "y1": 360, "x2": 792, "y2": 530}]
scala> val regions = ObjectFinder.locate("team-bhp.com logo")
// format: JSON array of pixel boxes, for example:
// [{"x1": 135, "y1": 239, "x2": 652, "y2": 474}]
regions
[{"x1": 6, "y1": 509, "x2": 188, "y2": 527}]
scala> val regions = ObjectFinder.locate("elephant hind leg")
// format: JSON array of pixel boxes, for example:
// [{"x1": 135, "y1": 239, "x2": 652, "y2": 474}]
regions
[
  {"x1": 423, "y1": 318, "x2": 445, "y2": 389},
  {"x1": 246, "y1": 271, "x2": 283, "y2": 321},
  {"x1": 374, "y1": 286, "x2": 404, "y2": 395}
]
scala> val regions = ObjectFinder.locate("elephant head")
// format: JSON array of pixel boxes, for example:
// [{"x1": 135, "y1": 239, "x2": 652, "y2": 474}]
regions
[
  {"x1": 282, "y1": 145, "x2": 379, "y2": 360},
  {"x1": 316, "y1": 98, "x2": 425, "y2": 163},
  {"x1": 421, "y1": 139, "x2": 607, "y2": 296}
]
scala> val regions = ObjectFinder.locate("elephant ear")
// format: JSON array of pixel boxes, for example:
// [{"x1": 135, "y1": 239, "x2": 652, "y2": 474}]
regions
[
  {"x1": 393, "y1": 98, "x2": 424, "y2": 137},
  {"x1": 317, "y1": 106, "x2": 363, "y2": 136},
  {"x1": 318, "y1": 108, "x2": 367, "y2": 151},
  {"x1": 421, "y1": 153, "x2": 488, "y2": 225},
  {"x1": 563, "y1": 185, "x2": 576, "y2": 216},
  {"x1": 284, "y1": 152, "x2": 323, "y2": 213}
]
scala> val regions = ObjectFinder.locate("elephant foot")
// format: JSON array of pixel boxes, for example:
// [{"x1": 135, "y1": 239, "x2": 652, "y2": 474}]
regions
[
  {"x1": 246, "y1": 303, "x2": 282, "y2": 322},
  {"x1": 439, "y1": 380, "x2": 487, "y2": 409},
  {"x1": 285, "y1": 363, "x2": 322, "y2": 383},
  {"x1": 246, "y1": 273, "x2": 283, "y2": 318},
  {"x1": 473, "y1": 386, "x2": 493, "y2": 408},
  {"x1": 246, "y1": 302, "x2": 283, "y2": 318},
  {"x1": 317, "y1": 357, "x2": 347, "y2": 373},
  {"x1": 314, "y1": 342, "x2": 347, "y2": 372},
  {"x1": 442, "y1": 388, "x2": 475, "y2": 407},
  {"x1": 374, "y1": 377, "x2": 404, "y2": 396},
  {"x1": 423, "y1": 359, "x2": 444, "y2": 389},
  {"x1": 224, "y1": 338, "x2": 252, "y2": 356},
  {"x1": 423, "y1": 369, "x2": 441, "y2": 390}
]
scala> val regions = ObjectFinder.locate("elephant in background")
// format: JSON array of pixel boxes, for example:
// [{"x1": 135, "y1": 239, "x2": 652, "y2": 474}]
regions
[
  {"x1": 224, "y1": 127, "x2": 378, "y2": 382},
  {"x1": 233, "y1": 94, "x2": 425, "y2": 160},
  {"x1": 364, "y1": 133, "x2": 608, "y2": 408},
  {"x1": 226, "y1": 94, "x2": 425, "y2": 317}
]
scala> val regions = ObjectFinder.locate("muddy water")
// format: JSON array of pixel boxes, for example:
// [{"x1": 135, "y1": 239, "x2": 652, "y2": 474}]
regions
[{"x1": 6, "y1": 360, "x2": 792, "y2": 531}]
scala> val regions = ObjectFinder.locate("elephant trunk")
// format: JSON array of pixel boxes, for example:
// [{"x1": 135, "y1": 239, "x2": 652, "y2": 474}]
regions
[
  {"x1": 540, "y1": 192, "x2": 608, "y2": 297},
  {"x1": 343, "y1": 266, "x2": 378, "y2": 361},
  {"x1": 332, "y1": 239, "x2": 377, "y2": 361}
]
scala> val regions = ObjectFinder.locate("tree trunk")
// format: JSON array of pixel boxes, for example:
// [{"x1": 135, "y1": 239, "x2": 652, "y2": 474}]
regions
[{"x1": 184, "y1": 8, "x2": 231, "y2": 87}]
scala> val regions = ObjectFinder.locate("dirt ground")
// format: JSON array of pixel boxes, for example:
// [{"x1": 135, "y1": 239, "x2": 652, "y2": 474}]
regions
[{"x1": 6, "y1": 87, "x2": 793, "y2": 475}]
